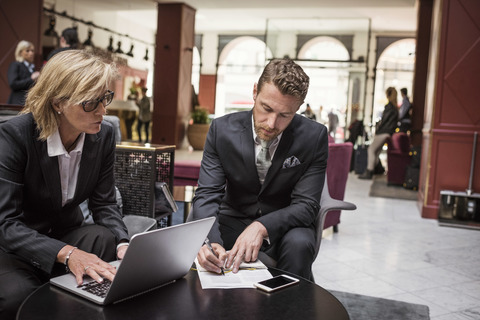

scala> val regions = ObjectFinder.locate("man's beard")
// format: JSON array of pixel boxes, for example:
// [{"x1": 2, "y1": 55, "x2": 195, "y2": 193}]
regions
[{"x1": 254, "y1": 122, "x2": 280, "y2": 142}]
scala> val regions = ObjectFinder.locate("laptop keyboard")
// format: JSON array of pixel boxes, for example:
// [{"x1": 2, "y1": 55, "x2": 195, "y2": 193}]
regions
[{"x1": 78, "y1": 279, "x2": 112, "y2": 298}]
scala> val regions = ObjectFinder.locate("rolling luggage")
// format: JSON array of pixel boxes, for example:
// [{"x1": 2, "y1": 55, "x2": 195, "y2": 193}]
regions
[
  {"x1": 354, "y1": 145, "x2": 368, "y2": 174},
  {"x1": 403, "y1": 165, "x2": 419, "y2": 190},
  {"x1": 403, "y1": 145, "x2": 421, "y2": 190}
]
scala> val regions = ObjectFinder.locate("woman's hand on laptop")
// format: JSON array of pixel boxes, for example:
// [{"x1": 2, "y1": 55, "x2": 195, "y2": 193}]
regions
[
  {"x1": 58, "y1": 246, "x2": 117, "y2": 285},
  {"x1": 197, "y1": 243, "x2": 226, "y2": 274},
  {"x1": 117, "y1": 244, "x2": 128, "y2": 260}
]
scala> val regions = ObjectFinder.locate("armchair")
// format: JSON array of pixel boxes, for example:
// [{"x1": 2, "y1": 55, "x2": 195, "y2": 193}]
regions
[
  {"x1": 258, "y1": 175, "x2": 356, "y2": 269},
  {"x1": 324, "y1": 142, "x2": 354, "y2": 232}
]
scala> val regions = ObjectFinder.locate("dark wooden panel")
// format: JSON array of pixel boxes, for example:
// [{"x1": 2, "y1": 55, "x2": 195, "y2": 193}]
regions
[
  {"x1": 198, "y1": 74, "x2": 216, "y2": 114},
  {"x1": 427, "y1": 132, "x2": 480, "y2": 209},
  {"x1": 152, "y1": 3, "x2": 195, "y2": 147},
  {"x1": 0, "y1": 0, "x2": 43, "y2": 104},
  {"x1": 434, "y1": 0, "x2": 480, "y2": 131},
  {"x1": 411, "y1": 0, "x2": 433, "y2": 146},
  {"x1": 421, "y1": 0, "x2": 480, "y2": 219}
]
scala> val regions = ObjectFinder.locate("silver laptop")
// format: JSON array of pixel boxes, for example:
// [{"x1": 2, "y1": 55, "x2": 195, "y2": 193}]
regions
[{"x1": 50, "y1": 217, "x2": 215, "y2": 305}]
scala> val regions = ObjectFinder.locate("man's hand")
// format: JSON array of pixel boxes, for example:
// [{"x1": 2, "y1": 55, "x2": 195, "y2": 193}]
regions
[
  {"x1": 57, "y1": 245, "x2": 117, "y2": 286},
  {"x1": 226, "y1": 221, "x2": 268, "y2": 273},
  {"x1": 197, "y1": 243, "x2": 227, "y2": 274}
]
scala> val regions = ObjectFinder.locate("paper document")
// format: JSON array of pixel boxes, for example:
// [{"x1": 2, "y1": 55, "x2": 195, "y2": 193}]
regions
[{"x1": 195, "y1": 259, "x2": 272, "y2": 289}]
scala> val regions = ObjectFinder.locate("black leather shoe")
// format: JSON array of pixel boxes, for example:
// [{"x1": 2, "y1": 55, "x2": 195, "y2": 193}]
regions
[{"x1": 359, "y1": 170, "x2": 373, "y2": 180}]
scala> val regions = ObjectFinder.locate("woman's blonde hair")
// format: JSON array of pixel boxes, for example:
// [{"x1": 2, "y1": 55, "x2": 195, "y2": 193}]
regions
[
  {"x1": 386, "y1": 87, "x2": 398, "y2": 105},
  {"x1": 22, "y1": 50, "x2": 118, "y2": 140},
  {"x1": 15, "y1": 40, "x2": 33, "y2": 62}
]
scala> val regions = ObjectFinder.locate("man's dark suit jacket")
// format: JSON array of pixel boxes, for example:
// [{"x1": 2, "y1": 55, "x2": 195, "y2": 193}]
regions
[
  {"x1": 191, "y1": 110, "x2": 329, "y2": 245},
  {"x1": 0, "y1": 113, "x2": 129, "y2": 274},
  {"x1": 7, "y1": 61, "x2": 35, "y2": 105}
]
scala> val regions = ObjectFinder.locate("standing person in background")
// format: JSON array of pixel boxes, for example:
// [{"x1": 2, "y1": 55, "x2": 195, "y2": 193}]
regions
[
  {"x1": 46, "y1": 27, "x2": 79, "y2": 61},
  {"x1": 318, "y1": 105, "x2": 328, "y2": 125},
  {"x1": 327, "y1": 108, "x2": 339, "y2": 139},
  {"x1": 397, "y1": 88, "x2": 412, "y2": 133},
  {"x1": 136, "y1": 87, "x2": 152, "y2": 143},
  {"x1": 359, "y1": 87, "x2": 399, "y2": 179},
  {"x1": 7, "y1": 40, "x2": 40, "y2": 105}
]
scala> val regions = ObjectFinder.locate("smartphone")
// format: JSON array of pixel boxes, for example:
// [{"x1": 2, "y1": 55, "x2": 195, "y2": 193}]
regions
[{"x1": 254, "y1": 274, "x2": 299, "y2": 292}]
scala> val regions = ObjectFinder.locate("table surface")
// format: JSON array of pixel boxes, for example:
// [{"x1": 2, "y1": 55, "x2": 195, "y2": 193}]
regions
[{"x1": 17, "y1": 268, "x2": 349, "y2": 320}]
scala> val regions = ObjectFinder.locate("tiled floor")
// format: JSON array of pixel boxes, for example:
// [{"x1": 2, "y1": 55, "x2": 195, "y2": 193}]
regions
[
  {"x1": 173, "y1": 149, "x2": 480, "y2": 319},
  {"x1": 314, "y1": 173, "x2": 480, "y2": 320}
]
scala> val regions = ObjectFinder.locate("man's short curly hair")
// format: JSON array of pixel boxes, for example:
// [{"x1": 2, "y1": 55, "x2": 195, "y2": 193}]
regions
[{"x1": 257, "y1": 58, "x2": 309, "y2": 104}]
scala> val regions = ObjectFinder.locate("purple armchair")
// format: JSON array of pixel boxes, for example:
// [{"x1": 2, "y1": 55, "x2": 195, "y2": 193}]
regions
[
  {"x1": 257, "y1": 142, "x2": 356, "y2": 269},
  {"x1": 174, "y1": 160, "x2": 201, "y2": 187},
  {"x1": 324, "y1": 142, "x2": 354, "y2": 232},
  {"x1": 386, "y1": 132, "x2": 411, "y2": 185}
]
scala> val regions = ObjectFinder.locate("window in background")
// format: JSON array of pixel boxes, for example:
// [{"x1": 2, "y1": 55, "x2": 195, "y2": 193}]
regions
[
  {"x1": 192, "y1": 46, "x2": 201, "y2": 96},
  {"x1": 298, "y1": 36, "x2": 350, "y2": 140},
  {"x1": 373, "y1": 38, "x2": 416, "y2": 125},
  {"x1": 215, "y1": 36, "x2": 273, "y2": 117}
]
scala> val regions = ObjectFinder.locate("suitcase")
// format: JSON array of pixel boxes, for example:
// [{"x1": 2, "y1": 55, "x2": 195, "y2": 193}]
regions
[
  {"x1": 403, "y1": 165, "x2": 419, "y2": 190},
  {"x1": 354, "y1": 145, "x2": 368, "y2": 174},
  {"x1": 409, "y1": 146, "x2": 421, "y2": 168}
]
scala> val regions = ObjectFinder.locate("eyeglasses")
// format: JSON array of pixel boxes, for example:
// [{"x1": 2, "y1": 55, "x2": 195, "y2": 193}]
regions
[{"x1": 80, "y1": 90, "x2": 115, "y2": 112}]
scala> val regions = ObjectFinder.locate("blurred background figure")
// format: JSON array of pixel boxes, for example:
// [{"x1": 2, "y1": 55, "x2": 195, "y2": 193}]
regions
[
  {"x1": 46, "y1": 27, "x2": 79, "y2": 61},
  {"x1": 301, "y1": 103, "x2": 316, "y2": 121},
  {"x1": 317, "y1": 105, "x2": 327, "y2": 125},
  {"x1": 327, "y1": 108, "x2": 339, "y2": 138},
  {"x1": 397, "y1": 87, "x2": 412, "y2": 133},
  {"x1": 7, "y1": 40, "x2": 40, "y2": 105},
  {"x1": 359, "y1": 87, "x2": 399, "y2": 179},
  {"x1": 136, "y1": 87, "x2": 152, "y2": 143}
]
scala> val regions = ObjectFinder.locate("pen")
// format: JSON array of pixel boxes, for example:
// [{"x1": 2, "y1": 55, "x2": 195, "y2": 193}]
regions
[{"x1": 204, "y1": 238, "x2": 225, "y2": 275}]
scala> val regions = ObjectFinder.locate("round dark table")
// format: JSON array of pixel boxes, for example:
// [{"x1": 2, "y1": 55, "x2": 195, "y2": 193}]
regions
[{"x1": 17, "y1": 268, "x2": 349, "y2": 320}]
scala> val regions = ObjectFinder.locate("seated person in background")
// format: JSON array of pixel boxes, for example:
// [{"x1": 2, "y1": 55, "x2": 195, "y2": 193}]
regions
[
  {"x1": 7, "y1": 40, "x2": 40, "y2": 105},
  {"x1": 191, "y1": 59, "x2": 329, "y2": 281},
  {"x1": 359, "y1": 87, "x2": 399, "y2": 179},
  {"x1": 397, "y1": 87, "x2": 412, "y2": 133},
  {"x1": 0, "y1": 50, "x2": 129, "y2": 320}
]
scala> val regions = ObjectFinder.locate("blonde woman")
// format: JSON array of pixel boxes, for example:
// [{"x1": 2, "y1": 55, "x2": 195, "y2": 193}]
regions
[
  {"x1": 0, "y1": 50, "x2": 129, "y2": 319},
  {"x1": 7, "y1": 40, "x2": 40, "y2": 105},
  {"x1": 359, "y1": 87, "x2": 399, "y2": 179}
]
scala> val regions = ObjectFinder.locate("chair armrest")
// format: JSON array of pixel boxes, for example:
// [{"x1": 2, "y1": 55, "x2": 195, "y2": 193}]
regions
[
  {"x1": 314, "y1": 182, "x2": 356, "y2": 261},
  {"x1": 320, "y1": 197, "x2": 357, "y2": 214},
  {"x1": 123, "y1": 215, "x2": 157, "y2": 237}
]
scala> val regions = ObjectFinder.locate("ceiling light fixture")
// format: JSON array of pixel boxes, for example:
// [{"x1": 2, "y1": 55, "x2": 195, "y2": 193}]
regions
[
  {"x1": 44, "y1": 15, "x2": 58, "y2": 37},
  {"x1": 143, "y1": 48, "x2": 149, "y2": 61},
  {"x1": 107, "y1": 36, "x2": 114, "y2": 52},
  {"x1": 115, "y1": 40, "x2": 124, "y2": 54},
  {"x1": 83, "y1": 28, "x2": 94, "y2": 47},
  {"x1": 126, "y1": 44, "x2": 134, "y2": 57}
]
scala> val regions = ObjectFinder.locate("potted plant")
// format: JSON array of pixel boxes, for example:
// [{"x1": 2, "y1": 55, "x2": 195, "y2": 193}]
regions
[{"x1": 187, "y1": 106, "x2": 211, "y2": 150}]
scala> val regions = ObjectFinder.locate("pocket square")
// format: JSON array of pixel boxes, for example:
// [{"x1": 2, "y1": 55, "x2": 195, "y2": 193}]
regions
[{"x1": 282, "y1": 156, "x2": 301, "y2": 169}]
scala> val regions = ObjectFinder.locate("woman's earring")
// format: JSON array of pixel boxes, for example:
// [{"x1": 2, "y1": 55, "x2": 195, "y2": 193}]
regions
[{"x1": 57, "y1": 111, "x2": 61, "y2": 115}]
